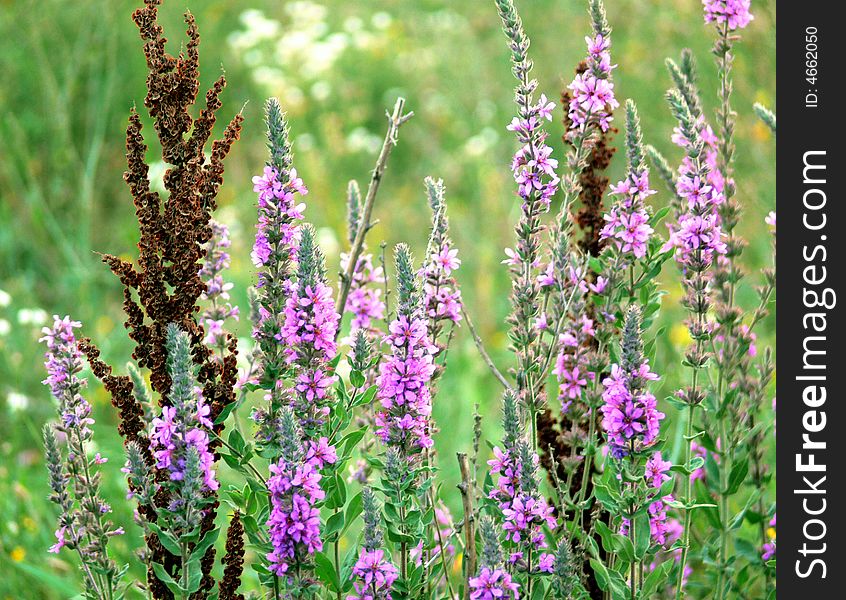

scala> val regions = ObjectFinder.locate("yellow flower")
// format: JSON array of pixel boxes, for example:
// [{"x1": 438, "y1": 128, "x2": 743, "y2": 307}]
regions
[
  {"x1": 767, "y1": 527, "x2": 776, "y2": 541},
  {"x1": 10, "y1": 546, "x2": 25, "y2": 562},
  {"x1": 670, "y1": 323, "x2": 691, "y2": 348},
  {"x1": 752, "y1": 121, "x2": 771, "y2": 142},
  {"x1": 452, "y1": 552, "x2": 462, "y2": 575}
]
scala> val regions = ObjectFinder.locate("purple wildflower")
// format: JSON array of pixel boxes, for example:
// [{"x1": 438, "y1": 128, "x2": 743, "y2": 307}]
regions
[
  {"x1": 375, "y1": 246, "x2": 437, "y2": 454},
  {"x1": 150, "y1": 325, "x2": 218, "y2": 493},
  {"x1": 566, "y1": 14, "x2": 618, "y2": 135},
  {"x1": 600, "y1": 363, "x2": 664, "y2": 453},
  {"x1": 41, "y1": 316, "x2": 122, "y2": 594},
  {"x1": 348, "y1": 549, "x2": 400, "y2": 600},
  {"x1": 423, "y1": 177, "x2": 463, "y2": 337},
  {"x1": 200, "y1": 220, "x2": 239, "y2": 352},
  {"x1": 468, "y1": 567, "x2": 520, "y2": 600},
  {"x1": 266, "y1": 410, "x2": 325, "y2": 577},
  {"x1": 342, "y1": 252, "x2": 386, "y2": 332},
  {"x1": 703, "y1": 0, "x2": 754, "y2": 30}
]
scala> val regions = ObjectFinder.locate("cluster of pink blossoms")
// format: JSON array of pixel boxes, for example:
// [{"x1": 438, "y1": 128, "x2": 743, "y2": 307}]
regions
[
  {"x1": 468, "y1": 567, "x2": 520, "y2": 600},
  {"x1": 644, "y1": 453, "x2": 675, "y2": 545},
  {"x1": 600, "y1": 169, "x2": 656, "y2": 260},
  {"x1": 703, "y1": 0, "x2": 753, "y2": 30},
  {"x1": 342, "y1": 252, "x2": 386, "y2": 332},
  {"x1": 375, "y1": 316, "x2": 437, "y2": 451},
  {"x1": 488, "y1": 446, "x2": 556, "y2": 572},
  {"x1": 281, "y1": 278, "x2": 340, "y2": 421},
  {"x1": 41, "y1": 316, "x2": 93, "y2": 433},
  {"x1": 149, "y1": 398, "x2": 218, "y2": 492},
  {"x1": 281, "y1": 282, "x2": 339, "y2": 366},
  {"x1": 567, "y1": 34, "x2": 618, "y2": 133},
  {"x1": 423, "y1": 242, "x2": 462, "y2": 325},
  {"x1": 551, "y1": 311, "x2": 597, "y2": 412},
  {"x1": 348, "y1": 549, "x2": 399, "y2": 600},
  {"x1": 663, "y1": 116, "x2": 728, "y2": 264},
  {"x1": 251, "y1": 165, "x2": 307, "y2": 271},
  {"x1": 267, "y1": 437, "x2": 336, "y2": 576},
  {"x1": 600, "y1": 362, "x2": 664, "y2": 455},
  {"x1": 200, "y1": 220, "x2": 239, "y2": 349},
  {"x1": 507, "y1": 94, "x2": 560, "y2": 210},
  {"x1": 620, "y1": 453, "x2": 676, "y2": 545}
]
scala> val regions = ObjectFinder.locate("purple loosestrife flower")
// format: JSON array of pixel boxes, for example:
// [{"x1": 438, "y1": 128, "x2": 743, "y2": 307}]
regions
[
  {"x1": 762, "y1": 513, "x2": 776, "y2": 560},
  {"x1": 619, "y1": 452, "x2": 676, "y2": 546},
  {"x1": 40, "y1": 316, "x2": 122, "y2": 598},
  {"x1": 662, "y1": 95, "x2": 728, "y2": 266},
  {"x1": 468, "y1": 568, "x2": 520, "y2": 600},
  {"x1": 266, "y1": 408, "x2": 328, "y2": 578},
  {"x1": 600, "y1": 101, "x2": 656, "y2": 261},
  {"x1": 488, "y1": 391, "x2": 522, "y2": 508},
  {"x1": 200, "y1": 219, "x2": 239, "y2": 352},
  {"x1": 280, "y1": 225, "x2": 341, "y2": 428},
  {"x1": 375, "y1": 244, "x2": 437, "y2": 454},
  {"x1": 703, "y1": 0, "x2": 754, "y2": 30},
  {"x1": 422, "y1": 178, "x2": 463, "y2": 340},
  {"x1": 342, "y1": 252, "x2": 386, "y2": 332},
  {"x1": 551, "y1": 306, "x2": 597, "y2": 413},
  {"x1": 349, "y1": 550, "x2": 400, "y2": 600},
  {"x1": 252, "y1": 99, "x2": 310, "y2": 421},
  {"x1": 471, "y1": 517, "x2": 520, "y2": 600},
  {"x1": 600, "y1": 306, "x2": 664, "y2": 455},
  {"x1": 150, "y1": 325, "x2": 218, "y2": 499},
  {"x1": 566, "y1": 1, "x2": 618, "y2": 134},
  {"x1": 489, "y1": 394, "x2": 556, "y2": 574},
  {"x1": 343, "y1": 179, "x2": 387, "y2": 335},
  {"x1": 507, "y1": 93, "x2": 561, "y2": 211},
  {"x1": 348, "y1": 487, "x2": 399, "y2": 600}
]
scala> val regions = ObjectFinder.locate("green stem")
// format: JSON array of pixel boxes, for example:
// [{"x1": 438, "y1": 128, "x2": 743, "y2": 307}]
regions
[{"x1": 675, "y1": 402, "x2": 695, "y2": 600}]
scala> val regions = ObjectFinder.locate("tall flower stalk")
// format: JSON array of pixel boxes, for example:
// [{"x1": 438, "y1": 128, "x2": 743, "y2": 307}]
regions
[
  {"x1": 704, "y1": 3, "x2": 754, "y2": 596},
  {"x1": 494, "y1": 0, "x2": 561, "y2": 449},
  {"x1": 663, "y1": 86, "x2": 726, "y2": 599},
  {"x1": 41, "y1": 316, "x2": 124, "y2": 600}
]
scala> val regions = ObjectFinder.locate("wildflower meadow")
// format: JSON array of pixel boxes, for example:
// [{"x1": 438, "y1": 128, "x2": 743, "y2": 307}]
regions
[{"x1": 0, "y1": 0, "x2": 776, "y2": 598}]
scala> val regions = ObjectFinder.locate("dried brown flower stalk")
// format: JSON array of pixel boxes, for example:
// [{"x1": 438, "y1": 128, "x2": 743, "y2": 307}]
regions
[{"x1": 79, "y1": 1, "x2": 242, "y2": 597}]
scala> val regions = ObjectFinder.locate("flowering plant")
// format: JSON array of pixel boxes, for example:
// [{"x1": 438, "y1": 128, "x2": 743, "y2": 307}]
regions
[{"x1": 37, "y1": 0, "x2": 774, "y2": 599}]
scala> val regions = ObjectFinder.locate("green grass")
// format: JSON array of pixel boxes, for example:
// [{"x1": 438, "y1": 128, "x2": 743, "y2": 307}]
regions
[{"x1": 0, "y1": 0, "x2": 775, "y2": 597}]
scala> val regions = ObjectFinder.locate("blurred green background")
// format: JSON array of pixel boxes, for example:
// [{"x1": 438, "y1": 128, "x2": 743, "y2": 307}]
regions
[{"x1": 0, "y1": 0, "x2": 775, "y2": 596}]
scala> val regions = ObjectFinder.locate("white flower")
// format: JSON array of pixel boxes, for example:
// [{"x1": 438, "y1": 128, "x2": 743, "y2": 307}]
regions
[
  {"x1": 0, "y1": 319, "x2": 9, "y2": 336},
  {"x1": 17, "y1": 308, "x2": 48, "y2": 326},
  {"x1": 6, "y1": 392, "x2": 29, "y2": 412},
  {"x1": 0, "y1": 288, "x2": 11, "y2": 307}
]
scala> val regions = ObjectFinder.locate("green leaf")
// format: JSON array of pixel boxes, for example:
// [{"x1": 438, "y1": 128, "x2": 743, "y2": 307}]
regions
[
  {"x1": 634, "y1": 512, "x2": 650, "y2": 559},
  {"x1": 351, "y1": 385, "x2": 378, "y2": 408},
  {"x1": 594, "y1": 521, "x2": 617, "y2": 555},
  {"x1": 151, "y1": 562, "x2": 182, "y2": 595},
  {"x1": 147, "y1": 522, "x2": 182, "y2": 556},
  {"x1": 228, "y1": 429, "x2": 247, "y2": 457},
  {"x1": 593, "y1": 483, "x2": 619, "y2": 512},
  {"x1": 639, "y1": 559, "x2": 672, "y2": 598},
  {"x1": 725, "y1": 457, "x2": 749, "y2": 496},
  {"x1": 349, "y1": 370, "x2": 366, "y2": 389},
  {"x1": 531, "y1": 578, "x2": 546, "y2": 600},
  {"x1": 325, "y1": 511, "x2": 345, "y2": 540},
  {"x1": 590, "y1": 559, "x2": 629, "y2": 599},
  {"x1": 190, "y1": 528, "x2": 220, "y2": 561},
  {"x1": 314, "y1": 552, "x2": 341, "y2": 592},
  {"x1": 214, "y1": 398, "x2": 240, "y2": 425},
  {"x1": 649, "y1": 205, "x2": 671, "y2": 227},
  {"x1": 340, "y1": 428, "x2": 368, "y2": 454},
  {"x1": 343, "y1": 491, "x2": 363, "y2": 535},
  {"x1": 688, "y1": 456, "x2": 705, "y2": 472}
]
